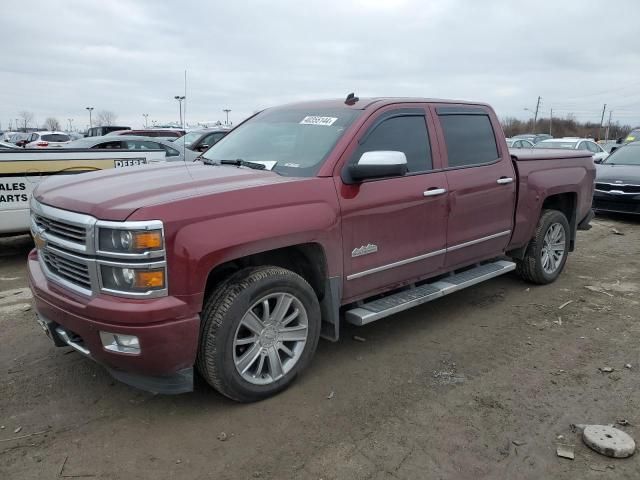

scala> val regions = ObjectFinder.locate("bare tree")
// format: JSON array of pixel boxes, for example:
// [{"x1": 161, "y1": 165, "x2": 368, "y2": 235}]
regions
[
  {"x1": 18, "y1": 111, "x2": 34, "y2": 131},
  {"x1": 95, "y1": 110, "x2": 117, "y2": 126},
  {"x1": 43, "y1": 117, "x2": 61, "y2": 131}
]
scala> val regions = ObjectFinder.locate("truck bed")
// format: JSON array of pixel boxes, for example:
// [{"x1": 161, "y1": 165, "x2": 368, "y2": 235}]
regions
[{"x1": 508, "y1": 149, "x2": 595, "y2": 250}]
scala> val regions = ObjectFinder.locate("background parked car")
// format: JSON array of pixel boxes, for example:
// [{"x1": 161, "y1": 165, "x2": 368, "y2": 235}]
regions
[
  {"x1": 68, "y1": 132, "x2": 85, "y2": 141},
  {"x1": 9, "y1": 132, "x2": 31, "y2": 147},
  {"x1": 65, "y1": 135, "x2": 197, "y2": 162},
  {"x1": 85, "y1": 126, "x2": 131, "y2": 137},
  {"x1": 511, "y1": 133, "x2": 552, "y2": 144},
  {"x1": 507, "y1": 138, "x2": 534, "y2": 148},
  {"x1": 24, "y1": 131, "x2": 71, "y2": 148},
  {"x1": 534, "y1": 137, "x2": 609, "y2": 162},
  {"x1": 172, "y1": 127, "x2": 229, "y2": 152},
  {"x1": 106, "y1": 129, "x2": 185, "y2": 141},
  {"x1": 593, "y1": 142, "x2": 640, "y2": 215},
  {"x1": 0, "y1": 140, "x2": 19, "y2": 149},
  {"x1": 2, "y1": 131, "x2": 19, "y2": 142}
]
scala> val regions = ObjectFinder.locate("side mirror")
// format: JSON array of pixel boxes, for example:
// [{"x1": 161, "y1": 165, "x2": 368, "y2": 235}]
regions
[
  {"x1": 196, "y1": 144, "x2": 210, "y2": 152},
  {"x1": 348, "y1": 151, "x2": 408, "y2": 182},
  {"x1": 594, "y1": 158, "x2": 603, "y2": 164},
  {"x1": 609, "y1": 146, "x2": 618, "y2": 154}
]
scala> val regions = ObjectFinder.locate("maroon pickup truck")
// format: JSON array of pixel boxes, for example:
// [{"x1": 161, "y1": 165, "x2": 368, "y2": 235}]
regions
[{"x1": 28, "y1": 97, "x2": 595, "y2": 401}]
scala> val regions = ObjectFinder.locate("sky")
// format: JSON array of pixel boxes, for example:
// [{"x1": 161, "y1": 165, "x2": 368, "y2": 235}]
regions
[{"x1": 1, "y1": 0, "x2": 640, "y2": 131}]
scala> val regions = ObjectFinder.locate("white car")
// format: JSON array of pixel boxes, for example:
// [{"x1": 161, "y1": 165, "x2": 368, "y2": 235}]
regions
[
  {"x1": 65, "y1": 135, "x2": 199, "y2": 162},
  {"x1": 534, "y1": 137, "x2": 609, "y2": 162},
  {"x1": 24, "y1": 131, "x2": 71, "y2": 148},
  {"x1": 507, "y1": 138, "x2": 534, "y2": 148},
  {"x1": 0, "y1": 141, "x2": 19, "y2": 149}
]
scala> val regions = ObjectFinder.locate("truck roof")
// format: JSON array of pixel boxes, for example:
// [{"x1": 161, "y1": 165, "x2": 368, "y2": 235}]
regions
[{"x1": 272, "y1": 97, "x2": 492, "y2": 111}]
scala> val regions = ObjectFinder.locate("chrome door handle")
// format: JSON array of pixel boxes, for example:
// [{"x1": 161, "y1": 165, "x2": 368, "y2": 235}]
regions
[
  {"x1": 497, "y1": 177, "x2": 514, "y2": 185},
  {"x1": 423, "y1": 188, "x2": 447, "y2": 197}
]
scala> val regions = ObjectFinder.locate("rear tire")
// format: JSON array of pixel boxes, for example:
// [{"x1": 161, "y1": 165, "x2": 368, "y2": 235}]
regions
[
  {"x1": 516, "y1": 209, "x2": 570, "y2": 285},
  {"x1": 197, "y1": 266, "x2": 321, "y2": 402}
]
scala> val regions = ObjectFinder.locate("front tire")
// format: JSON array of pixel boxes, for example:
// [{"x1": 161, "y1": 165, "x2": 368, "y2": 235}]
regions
[
  {"x1": 197, "y1": 266, "x2": 321, "y2": 402},
  {"x1": 516, "y1": 209, "x2": 570, "y2": 285}
]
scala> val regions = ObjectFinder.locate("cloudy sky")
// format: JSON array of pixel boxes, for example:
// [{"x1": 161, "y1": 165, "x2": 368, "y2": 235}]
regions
[{"x1": 2, "y1": 0, "x2": 640, "y2": 130}]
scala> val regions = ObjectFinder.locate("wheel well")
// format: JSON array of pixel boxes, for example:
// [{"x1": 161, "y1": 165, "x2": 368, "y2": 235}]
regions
[
  {"x1": 204, "y1": 243, "x2": 328, "y2": 302},
  {"x1": 542, "y1": 192, "x2": 577, "y2": 250}
]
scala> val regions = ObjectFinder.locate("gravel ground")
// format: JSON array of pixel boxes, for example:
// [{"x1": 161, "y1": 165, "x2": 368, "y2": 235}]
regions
[{"x1": 1, "y1": 215, "x2": 639, "y2": 479}]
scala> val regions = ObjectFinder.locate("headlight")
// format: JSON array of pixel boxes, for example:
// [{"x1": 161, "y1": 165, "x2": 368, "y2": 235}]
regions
[
  {"x1": 100, "y1": 265, "x2": 166, "y2": 293},
  {"x1": 98, "y1": 228, "x2": 163, "y2": 254}
]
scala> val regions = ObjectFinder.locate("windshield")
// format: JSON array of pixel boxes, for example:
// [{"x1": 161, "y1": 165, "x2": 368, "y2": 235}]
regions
[
  {"x1": 173, "y1": 131, "x2": 202, "y2": 149},
  {"x1": 201, "y1": 108, "x2": 361, "y2": 177},
  {"x1": 603, "y1": 144, "x2": 640, "y2": 165},
  {"x1": 534, "y1": 141, "x2": 577, "y2": 149}
]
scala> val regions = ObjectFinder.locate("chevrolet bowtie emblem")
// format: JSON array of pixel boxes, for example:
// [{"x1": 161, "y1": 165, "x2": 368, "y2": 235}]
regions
[{"x1": 33, "y1": 229, "x2": 46, "y2": 250}]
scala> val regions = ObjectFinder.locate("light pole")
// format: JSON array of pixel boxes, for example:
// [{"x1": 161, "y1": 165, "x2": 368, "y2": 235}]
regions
[
  {"x1": 68, "y1": 118, "x2": 74, "y2": 132},
  {"x1": 143, "y1": 113, "x2": 149, "y2": 128},
  {"x1": 86, "y1": 107, "x2": 94, "y2": 129},
  {"x1": 174, "y1": 96, "x2": 185, "y2": 128},
  {"x1": 223, "y1": 108, "x2": 231, "y2": 126}
]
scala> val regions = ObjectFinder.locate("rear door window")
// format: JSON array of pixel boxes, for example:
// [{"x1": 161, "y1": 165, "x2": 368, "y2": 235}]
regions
[{"x1": 438, "y1": 111, "x2": 499, "y2": 167}]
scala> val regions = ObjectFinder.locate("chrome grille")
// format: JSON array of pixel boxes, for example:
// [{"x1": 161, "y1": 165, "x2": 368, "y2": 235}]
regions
[
  {"x1": 41, "y1": 248, "x2": 92, "y2": 290},
  {"x1": 34, "y1": 214, "x2": 87, "y2": 244},
  {"x1": 595, "y1": 183, "x2": 640, "y2": 194}
]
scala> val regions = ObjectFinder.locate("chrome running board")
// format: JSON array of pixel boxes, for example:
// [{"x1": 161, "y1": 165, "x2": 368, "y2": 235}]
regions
[{"x1": 345, "y1": 260, "x2": 516, "y2": 326}]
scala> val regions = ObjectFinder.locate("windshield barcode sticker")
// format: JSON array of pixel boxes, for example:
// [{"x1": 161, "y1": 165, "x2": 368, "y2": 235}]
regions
[{"x1": 300, "y1": 116, "x2": 338, "y2": 126}]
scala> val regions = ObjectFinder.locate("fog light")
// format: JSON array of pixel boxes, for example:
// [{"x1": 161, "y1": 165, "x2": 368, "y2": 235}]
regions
[{"x1": 100, "y1": 331, "x2": 141, "y2": 355}]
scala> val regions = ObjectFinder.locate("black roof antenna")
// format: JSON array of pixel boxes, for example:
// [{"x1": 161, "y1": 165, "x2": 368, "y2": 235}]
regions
[{"x1": 345, "y1": 92, "x2": 359, "y2": 105}]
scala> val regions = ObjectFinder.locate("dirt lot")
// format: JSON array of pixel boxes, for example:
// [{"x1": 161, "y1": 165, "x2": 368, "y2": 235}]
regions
[{"x1": 1, "y1": 215, "x2": 639, "y2": 479}]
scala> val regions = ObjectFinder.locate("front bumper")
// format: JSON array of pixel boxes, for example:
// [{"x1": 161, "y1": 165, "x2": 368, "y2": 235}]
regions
[
  {"x1": 593, "y1": 191, "x2": 640, "y2": 215},
  {"x1": 28, "y1": 250, "x2": 200, "y2": 394}
]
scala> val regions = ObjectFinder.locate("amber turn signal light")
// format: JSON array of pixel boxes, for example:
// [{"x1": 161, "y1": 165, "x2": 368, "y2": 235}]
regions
[
  {"x1": 133, "y1": 269, "x2": 165, "y2": 289},
  {"x1": 132, "y1": 231, "x2": 163, "y2": 250}
]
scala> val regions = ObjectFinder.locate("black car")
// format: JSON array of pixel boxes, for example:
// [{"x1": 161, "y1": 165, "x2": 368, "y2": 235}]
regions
[
  {"x1": 86, "y1": 126, "x2": 131, "y2": 137},
  {"x1": 593, "y1": 142, "x2": 640, "y2": 215},
  {"x1": 173, "y1": 127, "x2": 229, "y2": 153}
]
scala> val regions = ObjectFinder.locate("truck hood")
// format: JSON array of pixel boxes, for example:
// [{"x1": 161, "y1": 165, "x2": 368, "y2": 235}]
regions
[
  {"x1": 34, "y1": 163, "x2": 301, "y2": 220},
  {"x1": 596, "y1": 164, "x2": 640, "y2": 184}
]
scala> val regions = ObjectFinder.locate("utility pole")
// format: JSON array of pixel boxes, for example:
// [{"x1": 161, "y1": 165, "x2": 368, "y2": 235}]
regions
[
  {"x1": 86, "y1": 107, "x2": 94, "y2": 129},
  {"x1": 143, "y1": 113, "x2": 149, "y2": 128},
  {"x1": 549, "y1": 108, "x2": 553, "y2": 136},
  {"x1": 174, "y1": 96, "x2": 185, "y2": 128},
  {"x1": 68, "y1": 118, "x2": 73, "y2": 132},
  {"x1": 605, "y1": 110, "x2": 613, "y2": 141},
  {"x1": 223, "y1": 109, "x2": 231, "y2": 126},
  {"x1": 598, "y1": 104, "x2": 607, "y2": 140},
  {"x1": 533, "y1": 96, "x2": 541, "y2": 134}
]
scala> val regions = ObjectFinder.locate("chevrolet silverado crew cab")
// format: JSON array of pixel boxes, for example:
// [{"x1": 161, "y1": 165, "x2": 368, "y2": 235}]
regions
[{"x1": 28, "y1": 97, "x2": 595, "y2": 402}]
